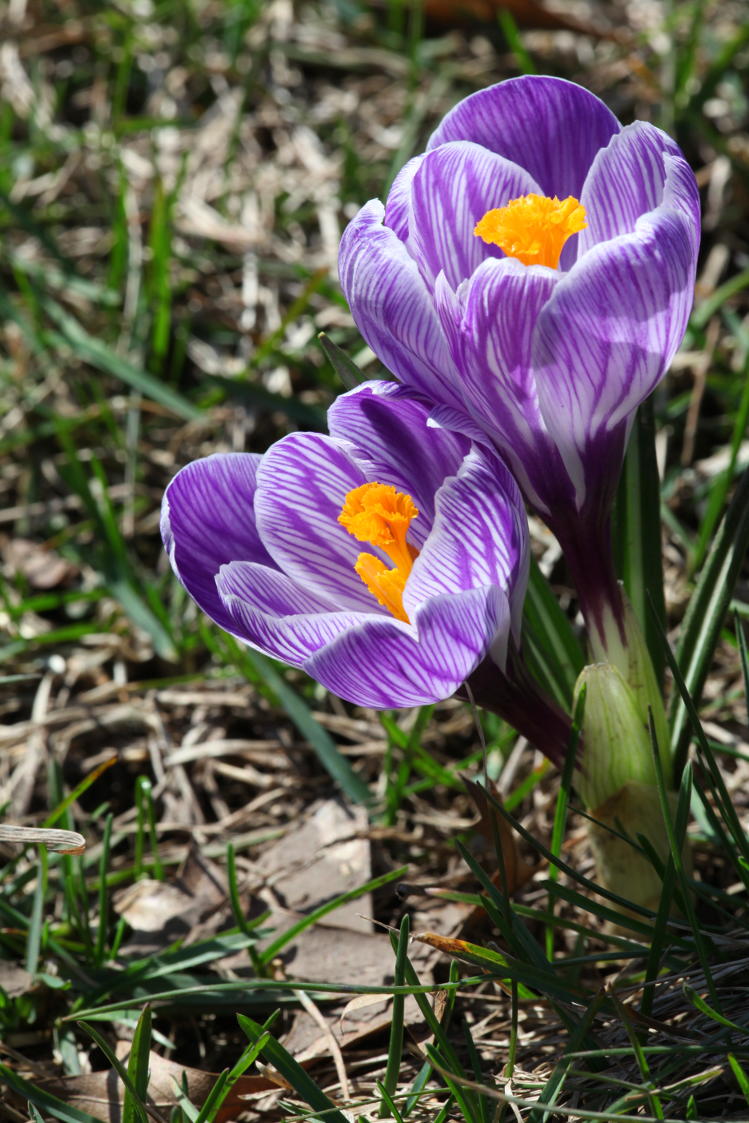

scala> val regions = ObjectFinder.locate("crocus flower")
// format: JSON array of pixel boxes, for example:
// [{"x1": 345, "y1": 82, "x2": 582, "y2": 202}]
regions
[
  {"x1": 161, "y1": 382, "x2": 533, "y2": 713},
  {"x1": 339, "y1": 75, "x2": 700, "y2": 637}
]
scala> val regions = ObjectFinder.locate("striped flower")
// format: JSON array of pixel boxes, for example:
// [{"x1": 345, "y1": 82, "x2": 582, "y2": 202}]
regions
[
  {"x1": 161, "y1": 382, "x2": 531, "y2": 710},
  {"x1": 339, "y1": 75, "x2": 700, "y2": 631}
]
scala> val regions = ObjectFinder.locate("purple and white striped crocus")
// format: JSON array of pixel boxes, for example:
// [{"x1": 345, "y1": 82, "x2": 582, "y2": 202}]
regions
[
  {"x1": 339, "y1": 75, "x2": 700, "y2": 637},
  {"x1": 162, "y1": 381, "x2": 543, "y2": 718}
]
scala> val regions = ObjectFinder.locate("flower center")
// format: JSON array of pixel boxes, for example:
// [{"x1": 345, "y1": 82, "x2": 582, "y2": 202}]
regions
[
  {"x1": 474, "y1": 192, "x2": 587, "y2": 269},
  {"x1": 338, "y1": 482, "x2": 419, "y2": 622}
]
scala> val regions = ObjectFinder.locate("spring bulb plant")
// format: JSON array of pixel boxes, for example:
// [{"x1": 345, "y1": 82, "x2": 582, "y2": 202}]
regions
[
  {"x1": 162, "y1": 382, "x2": 571, "y2": 760},
  {"x1": 337, "y1": 74, "x2": 700, "y2": 904},
  {"x1": 163, "y1": 75, "x2": 700, "y2": 910}
]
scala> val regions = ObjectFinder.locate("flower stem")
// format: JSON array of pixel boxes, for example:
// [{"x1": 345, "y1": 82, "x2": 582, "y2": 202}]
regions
[
  {"x1": 552, "y1": 513, "x2": 625, "y2": 650},
  {"x1": 463, "y1": 649, "x2": 573, "y2": 766},
  {"x1": 552, "y1": 513, "x2": 671, "y2": 774}
]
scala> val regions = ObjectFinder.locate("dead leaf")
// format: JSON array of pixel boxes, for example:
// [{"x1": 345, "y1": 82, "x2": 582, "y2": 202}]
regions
[
  {"x1": 339, "y1": 992, "x2": 391, "y2": 1020},
  {"x1": 0, "y1": 962, "x2": 35, "y2": 998},
  {"x1": 412, "y1": 932, "x2": 480, "y2": 958},
  {"x1": 0, "y1": 825, "x2": 86, "y2": 854},
  {"x1": 114, "y1": 878, "x2": 198, "y2": 933},
  {"x1": 255, "y1": 798, "x2": 371, "y2": 933},
  {"x1": 113, "y1": 844, "x2": 230, "y2": 955},
  {"x1": 41, "y1": 1049, "x2": 284, "y2": 1123},
  {"x1": 272, "y1": 923, "x2": 388, "y2": 985},
  {"x1": 2, "y1": 536, "x2": 78, "y2": 589}
]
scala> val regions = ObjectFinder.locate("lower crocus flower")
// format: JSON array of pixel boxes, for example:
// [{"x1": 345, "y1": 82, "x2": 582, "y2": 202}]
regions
[
  {"x1": 162, "y1": 383, "x2": 561, "y2": 728},
  {"x1": 339, "y1": 75, "x2": 700, "y2": 648}
]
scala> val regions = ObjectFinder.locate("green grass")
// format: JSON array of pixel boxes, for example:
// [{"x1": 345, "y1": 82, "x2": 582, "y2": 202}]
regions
[{"x1": 1, "y1": 0, "x2": 749, "y2": 1119}]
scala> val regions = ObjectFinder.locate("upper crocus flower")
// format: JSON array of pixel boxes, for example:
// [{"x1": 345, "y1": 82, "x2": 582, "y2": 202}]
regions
[
  {"x1": 161, "y1": 382, "x2": 530, "y2": 711},
  {"x1": 339, "y1": 75, "x2": 700, "y2": 553}
]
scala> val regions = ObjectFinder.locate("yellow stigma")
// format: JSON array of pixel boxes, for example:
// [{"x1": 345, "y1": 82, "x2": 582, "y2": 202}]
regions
[
  {"x1": 474, "y1": 193, "x2": 587, "y2": 269},
  {"x1": 338, "y1": 482, "x2": 419, "y2": 622}
]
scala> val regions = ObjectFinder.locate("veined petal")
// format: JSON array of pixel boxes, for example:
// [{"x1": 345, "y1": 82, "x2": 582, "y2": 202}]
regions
[
  {"x1": 327, "y1": 381, "x2": 468, "y2": 533},
  {"x1": 305, "y1": 586, "x2": 508, "y2": 708},
  {"x1": 661, "y1": 152, "x2": 702, "y2": 259},
  {"x1": 219, "y1": 560, "x2": 335, "y2": 617},
  {"x1": 579, "y1": 121, "x2": 700, "y2": 252},
  {"x1": 254, "y1": 432, "x2": 378, "y2": 611},
  {"x1": 406, "y1": 450, "x2": 529, "y2": 645},
  {"x1": 338, "y1": 200, "x2": 463, "y2": 412},
  {"x1": 161, "y1": 452, "x2": 274, "y2": 634},
  {"x1": 216, "y1": 561, "x2": 371, "y2": 665},
  {"x1": 427, "y1": 75, "x2": 620, "y2": 199},
  {"x1": 384, "y1": 154, "x2": 423, "y2": 240},
  {"x1": 434, "y1": 261, "x2": 576, "y2": 514},
  {"x1": 407, "y1": 141, "x2": 540, "y2": 288},
  {"x1": 428, "y1": 401, "x2": 495, "y2": 447},
  {"x1": 534, "y1": 206, "x2": 697, "y2": 503}
]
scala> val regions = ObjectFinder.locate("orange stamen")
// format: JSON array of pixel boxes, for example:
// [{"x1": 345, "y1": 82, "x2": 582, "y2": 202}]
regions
[
  {"x1": 474, "y1": 192, "x2": 587, "y2": 269},
  {"x1": 339, "y1": 482, "x2": 419, "y2": 622}
]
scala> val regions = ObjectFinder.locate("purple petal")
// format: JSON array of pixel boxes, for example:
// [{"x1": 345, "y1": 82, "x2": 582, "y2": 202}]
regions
[
  {"x1": 427, "y1": 402, "x2": 495, "y2": 447},
  {"x1": 406, "y1": 450, "x2": 529, "y2": 646},
  {"x1": 161, "y1": 453, "x2": 274, "y2": 634},
  {"x1": 661, "y1": 152, "x2": 702, "y2": 259},
  {"x1": 383, "y1": 154, "x2": 423, "y2": 240},
  {"x1": 406, "y1": 141, "x2": 540, "y2": 288},
  {"x1": 216, "y1": 561, "x2": 371, "y2": 665},
  {"x1": 534, "y1": 206, "x2": 698, "y2": 504},
  {"x1": 327, "y1": 381, "x2": 469, "y2": 532},
  {"x1": 306, "y1": 586, "x2": 509, "y2": 708},
  {"x1": 254, "y1": 433, "x2": 377, "y2": 610},
  {"x1": 427, "y1": 76, "x2": 621, "y2": 199},
  {"x1": 434, "y1": 261, "x2": 576, "y2": 514},
  {"x1": 338, "y1": 200, "x2": 463, "y2": 413},
  {"x1": 580, "y1": 122, "x2": 701, "y2": 252}
]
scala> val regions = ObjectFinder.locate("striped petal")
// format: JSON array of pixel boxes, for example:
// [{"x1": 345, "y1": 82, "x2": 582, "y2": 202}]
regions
[
  {"x1": 161, "y1": 452, "x2": 275, "y2": 635},
  {"x1": 428, "y1": 76, "x2": 620, "y2": 199},
  {"x1": 534, "y1": 205, "x2": 697, "y2": 505},
  {"x1": 580, "y1": 121, "x2": 701, "y2": 253},
  {"x1": 406, "y1": 450, "x2": 529, "y2": 647},
  {"x1": 327, "y1": 381, "x2": 468, "y2": 532},
  {"x1": 384, "y1": 154, "x2": 424, "y2": 240},
  {"x1": 434, "y1": 260, "x2": 576, "y2": 515},
  {"x1": 338, "y1": 200, "x2": 463, "y2": 412},
  {"x1": 406, "y1": 141, "x2": 540, "y2": 288},
  {"x1": 254, "y1": 433, "x2": 377, "y2": 611},
  {"x1": 305, "y1": 585, "x2": 509, "y2": 708},
  {"x1": 216, "y1": 561, "x2": 370, "y2": 665}
]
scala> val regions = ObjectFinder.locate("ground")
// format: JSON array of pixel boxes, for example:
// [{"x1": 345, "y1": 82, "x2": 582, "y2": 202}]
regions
[{"x1": 1, "y1": 0, "x2": 749, "y2": 1120}]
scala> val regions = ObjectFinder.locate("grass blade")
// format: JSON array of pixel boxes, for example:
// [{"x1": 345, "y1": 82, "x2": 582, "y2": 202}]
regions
[
  {"x1": 318, "y1": 331, "x2": 368, "y2": 389},
  {"x1": 123, "y1": 1006, "x2": 152, "y2": 1123},
  {"x1": 77, "y1": 1020, "x2": 149, "y2": 1123},
  {"x1": 381, "y1": 913, "x2": 410, "y2": 1115},
  {"x1": 0, "y1": 1064, "x2": 107, "y2": 1123},
  {"x1": 43, "y1": 295, "x2": 200, "y2": 420},
  {"x1": 194, "y1": 1028, "x2": 275, "y2": 1123},
  {"x1": 522, "y1": 557, "x2": 584, "y2": 706},
  {"x1": 237, "y1": 1014, "x2": 351, "y2": 1123},
  {"x1": 728, "y1": 1054, "x2": 749, "y2": 1106},
  {"x1": 670, "y1": 466, "x2": 749, "y2": 762},
  {"x1": 259, "y1": 866, "x2": 406, "y2": 965},
  {"x1": 690, "y1": 349, "x2": 749, "y2": 573},
  {"x1": 613, "y1": 399, "x2": 666, "y2": 687},
  {"x1": 25, "y1": 846, "x2": 48, "y2": 975}
]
